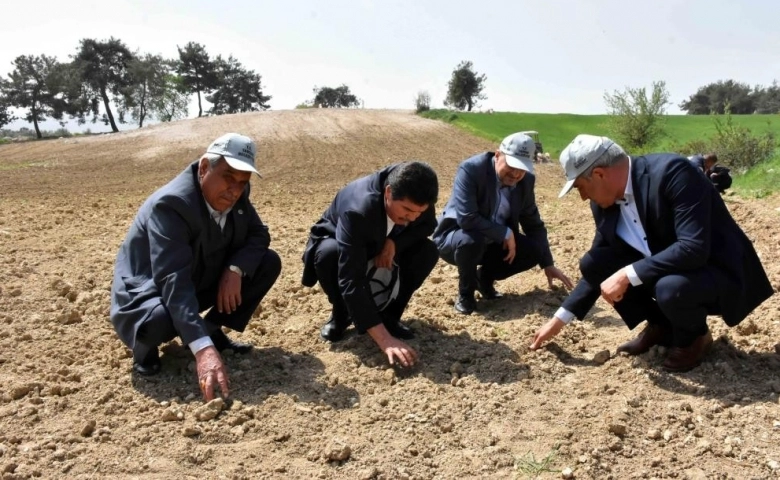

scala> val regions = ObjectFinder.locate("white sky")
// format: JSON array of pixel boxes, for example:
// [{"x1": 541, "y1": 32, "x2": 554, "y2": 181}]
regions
[{"x1": 1, "y1": 0, "x2": 778, "y2": 132}]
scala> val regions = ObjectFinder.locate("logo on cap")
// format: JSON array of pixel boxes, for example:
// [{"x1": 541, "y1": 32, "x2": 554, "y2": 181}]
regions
[
  {"x1": 239, "y1": 145, "x2": 254, "y2": 160},
  {"x1": 574, "y1": 156, "x2": 589, "y2": 169},
  {"x1": 516, "y1": 146, "x2": 531, "y2": 157}
]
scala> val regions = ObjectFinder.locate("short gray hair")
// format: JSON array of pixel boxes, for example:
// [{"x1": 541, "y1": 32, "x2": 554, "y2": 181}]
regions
[
  {"x1": 581, "y1": 143, "x2": 628, "y2": 178},
  {"x1": 203, "y1": 153, "x2": 222, "y2": 168}
]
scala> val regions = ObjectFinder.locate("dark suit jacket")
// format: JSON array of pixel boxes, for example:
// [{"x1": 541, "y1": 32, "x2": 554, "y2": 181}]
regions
[
  {"x1": 562, "y1": 153, "x2": 772, "y2": 326},
  {"x1": 110, "y1": 161, "x2": 270, "y2": 347},
  {"x1": 301, "y1": 164, "x2": 437, "y2": 328},
  {"x1": 432, "y1": 152, "x2": 554, "y2": 268}
]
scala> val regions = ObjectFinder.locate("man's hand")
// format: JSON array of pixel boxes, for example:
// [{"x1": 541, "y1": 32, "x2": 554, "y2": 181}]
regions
[
  {"x1": 530, "y1": 317, "x2": 565, "y2": 350},
  {"x1": 217, "y1": 268, "x2": 242, "y2": 313},
  {"x1": 367, "y1": 323, "x2": 418, "y2": 367},
  {"x1": 374, "y1": 238, "x2": 396, "y2": 269},
  {"x1": 502, "y1": 233, "x2": 516, "y2": 264},
  {"x1": 543, "y1": 266, "x2": 574, "y2": 290},
  {"x1": 600, "y1": 269, "x2": 630, "y2": 306},
  {"x1": 195, "y1": 346, "x2": 229, "y2": 401}
]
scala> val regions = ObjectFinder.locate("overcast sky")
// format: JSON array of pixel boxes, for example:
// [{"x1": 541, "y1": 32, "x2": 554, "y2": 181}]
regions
[{"x1": 1, "y1": 0, "x2": 778, "y2": 132}]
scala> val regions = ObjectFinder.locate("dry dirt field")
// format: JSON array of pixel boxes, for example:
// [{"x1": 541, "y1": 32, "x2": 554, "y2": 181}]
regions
[{"x1": 0, "y1": 109, "x2": 779, "y2": 480}]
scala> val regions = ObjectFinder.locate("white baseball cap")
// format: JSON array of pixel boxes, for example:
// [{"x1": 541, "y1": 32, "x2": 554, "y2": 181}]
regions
[
  {"x1": 205, "y1": 133, "x2": 260, "y2": 177},
  {"x1": 499, "y1": 132, "x2": 536, "y2": 174},
  {"x1": 558, "y1": 134, "x2": 623, "y2": 197}
]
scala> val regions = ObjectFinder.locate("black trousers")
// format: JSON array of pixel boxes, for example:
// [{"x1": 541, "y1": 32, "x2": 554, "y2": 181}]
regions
[
  {"x1": 437, "y1": 229, "x2": 542, "y2": 296},
  {"x1": 578, "y1": 245, "x2": 721, "y2": 347},
  {"x1": 312, "y1": 237, "x2": 439, "y2": 330},
  {"x1": 134, "y1": 249, "x2": 281, "y2": 359}
]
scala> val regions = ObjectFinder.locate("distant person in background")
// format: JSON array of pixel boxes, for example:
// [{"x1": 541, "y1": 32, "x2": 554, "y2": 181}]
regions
[
  {"x1": 110, "y1": 133, "x2": 281, "y2": 401},
  {"x1": 688, "y1": 153, "x2": 732, "y2": 193},
  {"x1": 531, "y1": 135, "x2": 772, "y2": 371},
  {"x1": 432, "y1": 132, "x2": 573, "y2": 315},
  {"x1": 302, "y1": 162, "x2": 439, "y2": 368}
]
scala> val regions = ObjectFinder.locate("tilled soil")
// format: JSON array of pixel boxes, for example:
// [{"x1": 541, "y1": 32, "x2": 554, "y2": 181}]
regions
[{"x1": 0, "y1": 109, "x2": 778, "y2": 479}]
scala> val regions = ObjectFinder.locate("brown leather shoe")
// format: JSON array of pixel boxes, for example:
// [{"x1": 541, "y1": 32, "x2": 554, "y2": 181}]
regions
[
  {"x1": 662, "y1": 331, "x2": 713, "y2": 372},
  {"x1": 616, "y1": 323, "x2": 672, "y2": 356}
]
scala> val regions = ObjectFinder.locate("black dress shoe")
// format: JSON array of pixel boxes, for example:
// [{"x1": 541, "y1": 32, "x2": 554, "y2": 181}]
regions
[
  {"x1": 454, "y1": 295, "x2": 477, "y2": 315},
  {"x1": 210, "y1": 329, "x2": 253, "y2": 354},
  {"x1": 383, "y1": 319, "x2": 414, "y2": 340},
  {"x1": 132, "y1": 348, "x2": 161, "y2": 376},
  {"x1": 477, "y1": 270, "x2": 503, "y2": 300},
  {"x1": 320, "y1": 314, "x2": 350, "y2": 342},
  {"x1": 477, "y1": 280, "x2": 503, "y2": 300},
  {"x1": 133, "y1": 358, "x2": 161, "y2": 376},
  {"x1": 132, "y1": 344, "x2": 161, "y2": 376}
]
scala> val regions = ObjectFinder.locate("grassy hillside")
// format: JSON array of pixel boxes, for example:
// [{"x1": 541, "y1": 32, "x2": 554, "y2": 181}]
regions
[{"x1": 420, "y1": 109, "x2": 780, "y2": 197}]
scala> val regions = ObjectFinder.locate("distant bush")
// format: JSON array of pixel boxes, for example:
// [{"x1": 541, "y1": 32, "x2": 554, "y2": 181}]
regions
[
  {"x1": 0, "y1": 126, "x2": 72, "y2": 140},
  {"x1": 668, "y1": 108, "x2": 776, "y2": 173},
  {"x1": 295, "y1": 101, "x2": 314, "y2": 109},
  {"x1": 603, "y1": 81, "x2": 670, "y2": 152},
  {"x1": 414, "y1": 90, "x2": 431, "y2": 113},
  {"x1": 418, "y1": 109, "x2": 458, "y2": 123},
  {"x1": 710, "y1": 111, "x2": 776, "y2": 172},
  {"x1": 668, "y1": 139, "x2": 710, "y2": 157},
  {"x1": 47, "y1": 128, "x2": 72, "y2": 138}
]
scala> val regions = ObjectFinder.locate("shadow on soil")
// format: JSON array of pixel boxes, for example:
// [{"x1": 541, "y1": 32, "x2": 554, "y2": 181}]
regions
[
  {"x1": 327, "y1": 324, "x2": 529, "y2": 385},
  {"x1": 644, "y1": 335, "x2": 780, "y2": 406},
  {"x1": 130, "y1": 344, "x2": 359, "y2": 409}
]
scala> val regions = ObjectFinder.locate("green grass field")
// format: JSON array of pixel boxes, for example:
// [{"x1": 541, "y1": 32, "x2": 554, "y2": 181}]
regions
[{"x1": 420, "y1": 109, "x2": 780, "y2": 196}]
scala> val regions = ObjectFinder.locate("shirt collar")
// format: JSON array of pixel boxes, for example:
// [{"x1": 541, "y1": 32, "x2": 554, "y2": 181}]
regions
[
  {"x1": 618, "y1": 156, "x2": 634, "y2": 204},
  {"x1": 203, "y1": 196, "x2": 232, "y2": 218}
]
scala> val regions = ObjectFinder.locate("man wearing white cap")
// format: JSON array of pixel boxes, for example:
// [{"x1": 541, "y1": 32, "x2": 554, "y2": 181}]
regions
[
  {"x1": 110, "y1": 133, "x2": 281, "y2": 400},
  {"x1": 530, "y1": 134, "x2": 772, "y2": 371},
  {"x1": 433, "y1": 132, "x2": 573, "y2": 315}
]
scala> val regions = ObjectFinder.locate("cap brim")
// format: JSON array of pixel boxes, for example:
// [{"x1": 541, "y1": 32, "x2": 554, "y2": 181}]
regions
[
  {"x1": 505, "y1": 154, "x2": 535, "y2": 174},
  {"x1": 558, "y1": 178, "x2": 576, "y2": 198},
  {"x1": 224, "y1": 156, "x2": 262, "y2": 177}
]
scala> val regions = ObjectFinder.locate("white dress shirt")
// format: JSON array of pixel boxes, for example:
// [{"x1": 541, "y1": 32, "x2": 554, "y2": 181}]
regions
[
  {"x1": 555, "y1": 157, "x2": 651, "y2": 324},
  {"x1": 189, "y1": 199, "x2": 235, "y2": 354}
]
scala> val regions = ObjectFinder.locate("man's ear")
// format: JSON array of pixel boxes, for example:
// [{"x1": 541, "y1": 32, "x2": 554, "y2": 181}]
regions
[
  {"x1": 591, "y1": 167, "x2": 606, "y2": 181},
  {"x1": 198, "y1": 158, "x2": 210, "y2": 177}
]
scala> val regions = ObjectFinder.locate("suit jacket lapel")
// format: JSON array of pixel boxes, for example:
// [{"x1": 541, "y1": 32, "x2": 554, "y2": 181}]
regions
[
  {"x1": 485, "y1": 157, "x2": 498, "y2": 217},
  {"x1": 632, "y1": 156, "x2": 651, "y2": 229},
  {"x1": 597, "y1": 204, "x2": 620, "y2": 243}
]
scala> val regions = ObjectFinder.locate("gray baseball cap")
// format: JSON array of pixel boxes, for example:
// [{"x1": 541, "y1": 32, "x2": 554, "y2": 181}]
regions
[
  {"x1": 205, "y1": 133, "x2": 260, "y2": 177},
  {"x1": 499, "y1": 132, "x2": 535, "y2": 173},
  {"x1": 558, "y1": 134, "x2": 623, "y2": 197}
]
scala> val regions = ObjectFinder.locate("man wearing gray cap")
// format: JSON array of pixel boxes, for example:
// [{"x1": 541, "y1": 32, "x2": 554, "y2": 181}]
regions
[
  {"x1": 110, "y1": 133, "x2": 281, "y2": 400},
  {"x1": 433, "y1": 132, "x2": 573, "y2": 315},
  {"x1": 530, "y1": 134, "x2": 772, "y2": 371}
]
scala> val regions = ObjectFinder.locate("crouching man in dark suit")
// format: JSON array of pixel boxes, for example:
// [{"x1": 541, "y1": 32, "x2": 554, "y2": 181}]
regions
[
  {"x1": 110, "y1": 133, "x2": 281, "y2": 400},
  {"x1": 531, "y1": 135, "x2": 772, "y2": 371},
  {"x1": 302, "y1": 162, "x2": 439, "y2": 367},
  {"x1": 433, "y1": 132, "x2": 573, "y2": 315}
]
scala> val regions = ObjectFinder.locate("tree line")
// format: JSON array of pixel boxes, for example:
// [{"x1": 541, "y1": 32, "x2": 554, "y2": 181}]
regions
[
  {"x1": 7, "y1": 39, "x2": 772, "y2": 142},
  {"x1": 0, "y1": 37, "x2": 491, "y2": 139},
  {"x1": 0, "y1": 39, "x2": 272, "y2": 138},
  {"x1": 680, "y1": 79, "x2": 780, "y2": 115}
]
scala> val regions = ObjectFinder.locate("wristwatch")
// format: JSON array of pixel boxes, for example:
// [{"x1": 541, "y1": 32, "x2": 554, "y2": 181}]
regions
[{"x1": 228, "y1": 265, "x2": 244, "y2": 277}]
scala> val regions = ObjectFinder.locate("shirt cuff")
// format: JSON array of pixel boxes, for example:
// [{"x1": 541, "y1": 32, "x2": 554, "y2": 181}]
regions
[
  {"x1": 189, "y1": 336, "x2": 214, "y2": 355},
  {"x1": 505, "y1": 228, "x2": 512, "y2": 240},
  {"x1": 624, "y1": 265, "x2": 643, "y2": 286},
  {"x1": 554, "y1": 307, "x2": 576, "y2": 324}
]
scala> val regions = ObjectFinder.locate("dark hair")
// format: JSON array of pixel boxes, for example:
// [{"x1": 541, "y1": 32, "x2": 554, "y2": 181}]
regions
[
  {"x1": 385, "y1": 161, "x2": 438, "y2": 206},
  {"x1": 703, "y1": 153, "x2": 718, "y2": 165}
]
